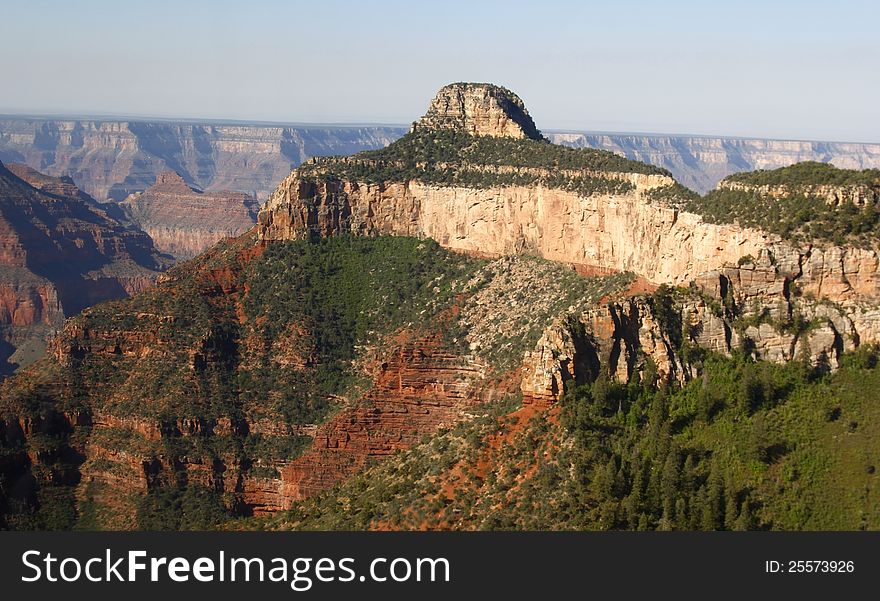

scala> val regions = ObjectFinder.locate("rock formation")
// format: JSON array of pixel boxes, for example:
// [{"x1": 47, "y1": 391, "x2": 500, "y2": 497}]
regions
[
  {"x1": 0, "y1": 120, "x2": 406, "y2": 202},
  {"x1": 258, "y1": 84, "x2": 880, "y2": 402},
  {"x1": 551, "y1": 132, "x2": 880, "y2": 194},
  {"x1": 3, "y1": 83, "x2": 880, "y2": 529},
  {"x1": 412, "y1": 83, "x2": 543, "y2": 140},
  {"x1": 120, "y1": 171, "x2": 258, "y2": 259},
  {"x1": 0, "y1": 161, "x2": 167, "y2": 376}
]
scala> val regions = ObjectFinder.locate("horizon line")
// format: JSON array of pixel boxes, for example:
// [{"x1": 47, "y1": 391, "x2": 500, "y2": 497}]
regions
[{"x1": 0, "y1": 111, "x2": 878, "y2": 148}]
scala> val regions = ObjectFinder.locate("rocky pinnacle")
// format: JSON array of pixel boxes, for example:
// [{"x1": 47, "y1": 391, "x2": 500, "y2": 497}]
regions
[{"x1": 411, "y1": 82, "x2": 544, "y2": 140}]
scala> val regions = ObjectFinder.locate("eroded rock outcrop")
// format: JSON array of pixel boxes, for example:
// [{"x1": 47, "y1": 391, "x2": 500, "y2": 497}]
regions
[
  {"x1": 412, "y1": 82, "x2": 543, "y2": 140},
  {"x1": 258, "y1": 83, "x2": 880, "y2": 405},
  {"x1": 278, "y1": 333, "x2": 496, "y2": 503},
  {"x1": 120, "y1": 171, "x2": 259, "y2": 259},
  {"x1": 0, "y1": 161, "x2": 167, "y2": 376}
]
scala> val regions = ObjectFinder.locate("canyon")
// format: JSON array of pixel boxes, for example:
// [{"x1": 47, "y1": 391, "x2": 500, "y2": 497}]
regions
[
  {"x1": 0, "y1": 119, "x2": 406, "y2": 202},
  {"x1": 0, "y1": 161, "x2": 166, "y2": 377},
  {"x1": 120, "y1": 171, "x2": 259, "y2": 259},
  {"x1": 2, "y1": 83, "x2": 879, "y2": 530},
  {"x1": 3, "y1": 117, "x2": 878, "y2": 203}
]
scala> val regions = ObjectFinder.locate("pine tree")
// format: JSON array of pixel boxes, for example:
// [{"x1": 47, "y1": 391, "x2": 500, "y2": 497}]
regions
[
  {"x1": 704, "y1": 459, "x2": 724, "y2": 530},
  {"x1": 592, "y1": 375, "x2": 614, "y2": 415},
  {"x1": 724, "y1": 487, "x2": 739, "y2": 531},
  {"x1": 599, "y1": 500, "x2": 618, "y2": 530},
  {"x1": 734, "y1": 497, "x2": 755, "y2": 531},
  {"x1": 628, "y1": 461, "x2": 649, "y2": 526},
  {"x1": 660, "y1": 450, "x2": 680, "y2": 515},
  {"x1": 675, "y1": 497, "x2": 689, "y2": 531},
  {"x1": 649, "y1": 388, "x2": 668, "y2": 430},
  {"x1": 698, "y1": 492, "x2": 719, "y2": 530},
  {"x1": 593, "y1": 456, "x2": 617, "y2": 499},
  {"x1": 681, "y1": 454, "x2": 696, "y2": 493},
  {"x1": 697, "y1": 371, "x2": 715, "y2": 422}
]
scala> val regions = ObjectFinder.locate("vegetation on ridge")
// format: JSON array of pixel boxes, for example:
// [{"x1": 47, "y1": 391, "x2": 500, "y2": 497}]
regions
[
  {"x1": 298, "y1": 129, "x2": 669, "y2": 198},
  {"x1": 0, "y1": 234, "x2": 634, "y2": 530},
  {"x1": 685, "y1": 189, "x2": 879, "y2": 247},
  {"x1": 0, "y1": 236, "x2": 485, "y2": 530},
  {"x1": 254, "y1": 345, "x2": 880, "y2": 531},
  {"x1": 725, "y1": 161, "x2": 880, "y2": 187},
  {"x1": 673, "y1": 162, "x2": 880, "y2": 247},
  {"x1": 241, "y1": 236, "x2": 482, "y2": 403}
]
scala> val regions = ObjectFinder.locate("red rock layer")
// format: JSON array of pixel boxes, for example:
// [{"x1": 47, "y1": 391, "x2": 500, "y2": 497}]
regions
[
  {"x1": 279, "y1": 333, "x2": 503, "y2": 503},
  {"x1": 0, "y1": 161, "x2": 166, "y2": 375}
]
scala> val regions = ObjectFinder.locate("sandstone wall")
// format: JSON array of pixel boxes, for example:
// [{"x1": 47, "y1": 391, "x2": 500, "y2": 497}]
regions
[{"x1": 260, "y1": 175, "x2": 879, "y2": 302}]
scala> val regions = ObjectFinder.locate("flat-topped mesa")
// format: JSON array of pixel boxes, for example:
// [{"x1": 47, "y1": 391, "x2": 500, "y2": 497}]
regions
[{"x1": 411, "y1": 82, "x2": 544, "y2": 140}]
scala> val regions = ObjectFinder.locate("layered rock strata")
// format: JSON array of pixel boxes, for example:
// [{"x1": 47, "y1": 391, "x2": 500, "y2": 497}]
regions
[
  {"x1": 0, "y1": 161, "x2": 166, "y2": 375},
  {"x1": 412, "y1": 83, "x2": 543, "y2": 140},
  {"x1": 120, "y1": 171, "x2": 258, "y2": 259},
  {"x1": 257, "y1": 85, "x2": 880, "y2": 406},
  {"x1": 0, "y1": 120, "x2": 406, "y2": 201}
]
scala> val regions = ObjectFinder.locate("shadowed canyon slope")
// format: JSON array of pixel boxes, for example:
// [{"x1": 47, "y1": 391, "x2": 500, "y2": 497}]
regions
[
  {"x1": 2, "y1": 83, "x2": 880, "y2": 531},
  {"x1": 0, "y1": 161, "x2": 167, "y2": 376},
  {"x1": 120, "y1": 171, "x2": 258, "y2": 260}
]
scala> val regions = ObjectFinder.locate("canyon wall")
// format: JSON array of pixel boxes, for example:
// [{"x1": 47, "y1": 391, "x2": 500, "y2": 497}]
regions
[
  {"x1": 258, "y1": 171, "x2": 880, "y2": 406},
  {"x1": 258, "y1": 175, "x2": 880, "y2": 305},
  {"x1": 120, "y1": 171, "x2": 258, "y2": 259},
  {"x1": 3, "y1": 118, "x2": 879, "y2": 203},
  {"x1": 0, "y1": 161, "x2": 166, "y2": 375},
  {"x1": 0, "y1": 119, "x2": 407, "y2": 201},
  {"x1": 551, "y1": 132, "x2": 880, "y2": 194},
  {"x1": 255, "y1": 83, "x2": 880, "y2": 407}
]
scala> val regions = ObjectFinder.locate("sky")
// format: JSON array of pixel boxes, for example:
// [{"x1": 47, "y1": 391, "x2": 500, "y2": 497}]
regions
[{"x1": 1, "y1": 0, "x2": 878, "y2": 142}]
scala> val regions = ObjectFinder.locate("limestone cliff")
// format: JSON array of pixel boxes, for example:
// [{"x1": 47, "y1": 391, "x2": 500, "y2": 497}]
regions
[
  {"x1": 120, "y1": 171, "x2": 258, "y2": 259},
  {"x1": 258, "y1": 84, "x2": 880, "y2": 404}
]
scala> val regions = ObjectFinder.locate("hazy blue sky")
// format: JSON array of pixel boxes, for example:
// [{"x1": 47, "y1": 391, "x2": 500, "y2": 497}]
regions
[{"x1": 2, "y1": 0, "x2": 878, "y2": 142}]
